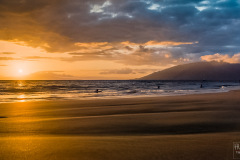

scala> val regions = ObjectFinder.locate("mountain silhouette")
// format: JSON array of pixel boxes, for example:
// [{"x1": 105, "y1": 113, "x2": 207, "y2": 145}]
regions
[{"x1": 140, "y1": 61, "x2": 240, "y2": 80}]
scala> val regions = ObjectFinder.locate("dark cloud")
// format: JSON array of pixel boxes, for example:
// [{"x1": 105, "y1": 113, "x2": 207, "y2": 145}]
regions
[
  {"x1": 124, "y1": 46, "x2": 133, "y2": 51},
  {"x1": 0, "y1": 0, "x2": 50, "y2": 13},
  {"x1": 152, "y1": 0, "x2": 204, "y2": 5},
  {"x1": 0, "y1": 0, "x2": 240, "y2": 64}
]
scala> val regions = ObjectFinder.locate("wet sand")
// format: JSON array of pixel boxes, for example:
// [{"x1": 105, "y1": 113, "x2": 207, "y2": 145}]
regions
[{"x1": 1, "y1": 90, "x2": 240, "y2": 159}]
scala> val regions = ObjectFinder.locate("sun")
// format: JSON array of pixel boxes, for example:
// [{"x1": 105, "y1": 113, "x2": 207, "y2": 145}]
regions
[{"x1": 18, "y1": 69, "x2": 23, "y2": 74}]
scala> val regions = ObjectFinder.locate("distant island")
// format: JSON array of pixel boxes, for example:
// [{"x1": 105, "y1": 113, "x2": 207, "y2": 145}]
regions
[{"x1": 140, "y1": 61, "x2": 240, "y2": 80}]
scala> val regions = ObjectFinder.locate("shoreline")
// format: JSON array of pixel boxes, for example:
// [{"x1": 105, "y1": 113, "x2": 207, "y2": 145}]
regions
[{"x1": 1, "y1": 87, "x2": 240, "y2": 104}]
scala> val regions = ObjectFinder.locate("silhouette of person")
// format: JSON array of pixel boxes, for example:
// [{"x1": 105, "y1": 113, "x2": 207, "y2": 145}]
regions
[
  {"x1": 200, "y1": 84, "x2": 203, "y2": 88},
  {"x1": 95, "y1": 89, "x2": 102, "y2": 93}
]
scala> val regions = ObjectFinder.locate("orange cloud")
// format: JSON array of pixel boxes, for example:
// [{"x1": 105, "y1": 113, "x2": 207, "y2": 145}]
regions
[
  {"x1": 75, "y1": 42, "x2": 109, "y2": 47},
  {"x1": 0, "y1": 52, "x2": 16, "y2": 55},
  {"x1": 201, "y1": 53, "x2": 240, "y2": 63},
  {"x1": 0, "y1": 57, "x2": 19, "y2": 60},
  {"x1": 121, "y1": 40, "x2": 196, "y2": 47},
  {"x1": 144, "y1": 41, "x2": 196, "y2": 46},
  {"x1": 16, "y1": 71, "x2": 80, "y2": 80},
  {"x1": 74, "y1": 42, "x2": 115, "y2": 51},
  {"x1": 121, "y1": 41, "x2": 138, "y2": 46}
]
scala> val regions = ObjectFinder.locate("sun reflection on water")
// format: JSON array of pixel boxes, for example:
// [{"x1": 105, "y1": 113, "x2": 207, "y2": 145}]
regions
[{"x1": 17, "y1": 94, "x2": 26, "y2": 102}]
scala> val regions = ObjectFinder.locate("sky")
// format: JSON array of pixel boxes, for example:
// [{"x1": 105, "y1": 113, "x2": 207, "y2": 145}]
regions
[{"x1": 0, "y1": 0, "x2": 240, "y2": 80}]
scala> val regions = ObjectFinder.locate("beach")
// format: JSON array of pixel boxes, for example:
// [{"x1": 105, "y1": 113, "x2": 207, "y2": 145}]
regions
[{"x1": 0, "y1": 90, "x2": 240, "y2": 160}]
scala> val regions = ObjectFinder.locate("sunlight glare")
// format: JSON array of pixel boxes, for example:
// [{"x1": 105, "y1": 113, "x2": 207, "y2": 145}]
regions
[
  {"x1": 18, "y1": 94, "x2": 26, "y2": 102},
  {"x1": 18, "y1": 69, "x2": 23, "y2": 74}
]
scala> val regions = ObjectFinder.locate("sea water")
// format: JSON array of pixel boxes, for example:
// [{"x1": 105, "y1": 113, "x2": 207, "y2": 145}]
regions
[{"x1": 0, "y1": 80, "x2": 239, "y2": 103}]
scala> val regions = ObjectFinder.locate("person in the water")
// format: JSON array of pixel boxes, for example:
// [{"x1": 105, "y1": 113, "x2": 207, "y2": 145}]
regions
[{"x1": 95, "y1": 89, "x2": 102, "y2": 93}]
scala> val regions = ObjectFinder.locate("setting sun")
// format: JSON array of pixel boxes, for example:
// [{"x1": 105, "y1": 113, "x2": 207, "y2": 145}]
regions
[{"x1": 18, "y1": 69, "x2": 23, "y2": 73}]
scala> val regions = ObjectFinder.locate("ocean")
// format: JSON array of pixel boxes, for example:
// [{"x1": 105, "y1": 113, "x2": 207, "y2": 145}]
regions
[{"x1": 0, "y1": 80, "x2": 240, "y2": 103}]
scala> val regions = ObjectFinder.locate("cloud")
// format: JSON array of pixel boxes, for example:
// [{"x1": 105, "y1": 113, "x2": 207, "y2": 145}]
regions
[
  {"x1": 121, "y1": 41, "x2": 197, "y2": 47},
  {"x1": 0, "y1": 52, "x2": 16, "y2": 55},
  {"x1": 100, "y1": 68, "x2": 135, "y2": 74},
  {"x1": 0, "y1": 0, "x2": 240, "y2": 66},
  {"x1": 0, "y1": 65, "x2": 7, "y2": 66},
  {"x1": 90, "y1": 1, "x2": 112, "y2": 13},
  {"x1": 20, "y1": 71, "x2": 81, "y2": 80},
  {"x1": 22, "y1": 56, "x2": 54, "y2": 61},
  {"x1": 61, "y1": 40, "x2": 197, "y2": 66},
  {"x1": 201, "y1": 53, "x2": 240, "y2": 63},
  {"x1": 0, "y1": 56, "x2": 54, "y2": 61},
  {"x1": 144, "y1": 41, "x2": 197, "y2": 46},
  {"x1": 0, "y1": 57, "x2": 19, "y2": 60},
  {"x1": 100, "y1": 68, "x2": 158, "y2": 75}
]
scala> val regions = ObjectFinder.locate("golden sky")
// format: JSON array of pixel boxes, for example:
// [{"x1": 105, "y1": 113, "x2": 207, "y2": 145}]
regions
[
  {"x1": 1, "y1": 0, "x2": 240, "y2": 80},
  {"x1": 0, "y1": 40, "x2": 193, "y2": 80}
]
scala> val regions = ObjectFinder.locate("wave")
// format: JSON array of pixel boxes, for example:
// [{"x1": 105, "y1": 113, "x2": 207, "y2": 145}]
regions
[{"x1": 0, "y1": 80, "x2": 239, "y2": 103}]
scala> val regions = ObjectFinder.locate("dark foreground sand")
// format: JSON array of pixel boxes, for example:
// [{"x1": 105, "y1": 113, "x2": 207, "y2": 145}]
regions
[{"x1": 1, "y1": 90, "x2": 240, "y2": 160}]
